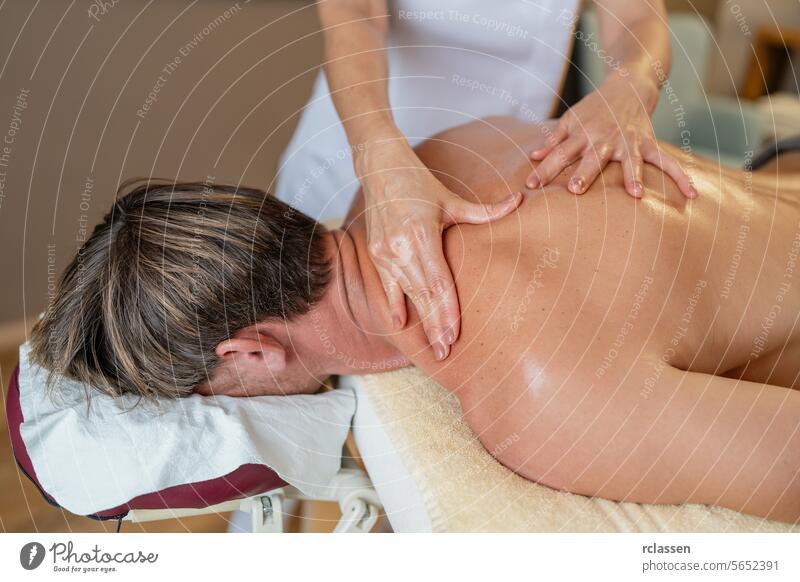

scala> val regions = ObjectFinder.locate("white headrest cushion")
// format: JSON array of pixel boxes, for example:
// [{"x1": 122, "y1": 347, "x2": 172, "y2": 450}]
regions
[{"x1": 17, "y1": 343, "x2": 354, "y2": 515}]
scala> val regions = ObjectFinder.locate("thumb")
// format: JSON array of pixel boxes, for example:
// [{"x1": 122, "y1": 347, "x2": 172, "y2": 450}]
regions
[{"x1": 444, "y1": 191, "x2": 523, "y2": 226}]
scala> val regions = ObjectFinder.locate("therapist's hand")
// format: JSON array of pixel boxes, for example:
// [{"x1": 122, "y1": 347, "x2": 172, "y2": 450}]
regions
[
  {"x1": 527, "y1": 72, "x2": 697, "y2": 199},
  {"x1": 357, "y1": 139, "x2": 523, "y2": 361}
]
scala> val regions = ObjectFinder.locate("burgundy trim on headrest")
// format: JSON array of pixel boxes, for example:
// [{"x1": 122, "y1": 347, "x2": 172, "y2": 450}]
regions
[
  {"x1": 92, "y1": 463, "x2": 287, "y2": 518},
  {"x1": 6, "y1": 365, "x2": 60, "y2": 508},
  {"x1": 5, "y1": 363, "x2": 287, "y2": 519}
]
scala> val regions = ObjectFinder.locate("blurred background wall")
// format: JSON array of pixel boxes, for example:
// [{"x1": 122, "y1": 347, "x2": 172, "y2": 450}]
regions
[
  {"x1": 0, "y1": 0, "x2": 322, "y2": 340},
  {"x1": 0, "y1": 0, "x2": 798, "y2": 340}
]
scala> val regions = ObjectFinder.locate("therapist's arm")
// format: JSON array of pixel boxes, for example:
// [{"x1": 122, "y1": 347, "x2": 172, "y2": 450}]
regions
[
  {"x1": 529, "y1": 0, "x2": 695, "y2": 199},
  {"x1": 317, "y1": 0, "x2": 522, "y2": 360}
]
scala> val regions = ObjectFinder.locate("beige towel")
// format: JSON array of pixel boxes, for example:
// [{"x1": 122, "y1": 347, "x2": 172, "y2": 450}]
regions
[{"x1": 356, "y1": 367, "x2": 799, "y2": 533}]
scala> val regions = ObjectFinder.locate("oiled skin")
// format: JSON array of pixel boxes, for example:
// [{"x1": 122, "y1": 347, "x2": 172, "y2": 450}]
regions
[{"x1": 345, "y1": 116, "x2": 800, "y2": 522}]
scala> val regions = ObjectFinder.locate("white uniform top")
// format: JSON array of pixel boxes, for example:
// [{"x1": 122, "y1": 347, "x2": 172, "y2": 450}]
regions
[{"x1": 276, "y1": 0, "x2": 579, "y2": 221}]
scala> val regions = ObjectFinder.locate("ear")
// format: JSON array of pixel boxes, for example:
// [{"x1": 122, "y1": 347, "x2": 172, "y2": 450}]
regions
[{"x1": 214, "y1": 328, "x2": 287, "y2": 374}]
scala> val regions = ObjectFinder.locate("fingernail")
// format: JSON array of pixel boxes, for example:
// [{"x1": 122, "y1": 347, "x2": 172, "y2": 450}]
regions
[
  {"x1": 444, "y1": 327, "x2": 455, "y2": 345},
  {"x1": 393, "y1": 315, "x2": 403, "y2": 330},
  {"x1": 569, "y1": 177, "x2": 584, "y2": 193},
  {"x1": 633, "y1": 181, "x2": 644, "y2": 197},
  {"x1": 689, "y1": 186, "x2": 698, "y2": 199},
  {"x1": 433, "y1": 342, "x2": 446, "y2": 361}
]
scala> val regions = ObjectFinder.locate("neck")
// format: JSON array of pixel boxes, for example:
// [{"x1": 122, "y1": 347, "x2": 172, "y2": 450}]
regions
[{"x1": 306, "y1": 228, "x2": 409, "y2": 375}]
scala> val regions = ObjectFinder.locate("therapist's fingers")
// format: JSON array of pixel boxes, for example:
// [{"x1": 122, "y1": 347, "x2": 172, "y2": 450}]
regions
[
  {"x1": 394, "y1": 245, "x2": 454, "y2": 360},
  {"x1": 527, "y1": 136, "x2": 585, "y2": 189},
  {"x1": 369, "y1": 217, "x2": 412, "y2": 331},
  {"x1": 620, "y1": 142, "x2": 645, "y2": 198},
  {"x1": 567, "y1": 145, "x2": 613, "y2": 195},
  {"x1": 443, "y1": 190, "x2": 523, "y2": 226},
  {"x1": 419, "y1": 234, "x2": 461, "y2": 349},
  {"x1": 641, "y1": 141, "x2": 698, "y2": 199},
  {"x1": 529, "y1": 124, "x2": 569, "y2": 160},
  {"x1": 376, "y1": 264, "x2": 408, "y2": 331}
]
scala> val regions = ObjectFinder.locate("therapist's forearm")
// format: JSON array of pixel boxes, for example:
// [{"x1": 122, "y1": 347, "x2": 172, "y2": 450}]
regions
[
  {"x1": 317, "y1": 0, "x2": 406, "y2": 164},
  {"x1": 593, "y1": 0, "x2": 670, "y2": 113}
]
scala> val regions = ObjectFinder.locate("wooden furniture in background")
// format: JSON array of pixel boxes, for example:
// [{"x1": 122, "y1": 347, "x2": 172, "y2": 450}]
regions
[{"x1": 742, "y1": 26, "x2": 800, "y2": 100}]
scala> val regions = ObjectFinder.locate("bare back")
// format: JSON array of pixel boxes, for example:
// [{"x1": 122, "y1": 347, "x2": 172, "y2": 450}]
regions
[
  {"x1": 348, "y1": 117, "x2": 800, "y2": 520},
  {"x1": 402, "y1": 116, "x2": 800, "y2": 392}
]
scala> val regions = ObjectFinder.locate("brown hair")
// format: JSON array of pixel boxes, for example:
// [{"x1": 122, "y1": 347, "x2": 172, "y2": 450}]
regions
[{"x1": 29, "y1": 179, "x2": 330, "y2": 400}]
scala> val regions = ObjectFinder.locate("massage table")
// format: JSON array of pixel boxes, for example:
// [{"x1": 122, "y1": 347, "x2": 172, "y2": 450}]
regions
[{"x1": 122, "y1": 462, "x2": 380, "y2": 534}]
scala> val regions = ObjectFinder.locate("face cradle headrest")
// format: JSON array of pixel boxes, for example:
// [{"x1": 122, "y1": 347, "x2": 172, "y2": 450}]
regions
[
  {"x1": 6, "y1": 363, "x2": 287, "y2": 519},
  {"x1": 10, "y1": 343, "x2": 356, "y2": 519}
]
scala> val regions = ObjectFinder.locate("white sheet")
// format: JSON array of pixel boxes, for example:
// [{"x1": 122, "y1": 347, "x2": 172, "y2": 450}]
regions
[{"x1": 18, "y1": 342, "x2": 355, "y2": 516}]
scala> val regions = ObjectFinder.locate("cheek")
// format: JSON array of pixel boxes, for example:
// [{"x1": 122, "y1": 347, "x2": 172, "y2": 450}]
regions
[
  {"x1": 201, "y1": 361, "x2": 326, "y2": 397},
  {"x1": 277, "y1": 364, "x2": 329, "y2": 396},
  {"x1": 198, "y1": 365, "x2": 274, "y2": 397},
  {"x1": 193, "y1": 383, "x2": 214, "y2": 396}
]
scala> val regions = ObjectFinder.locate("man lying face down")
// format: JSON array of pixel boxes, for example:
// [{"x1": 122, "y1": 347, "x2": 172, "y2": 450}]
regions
[{"x1": 31, "y1": 117, "x2": 800, "y2": 523}]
